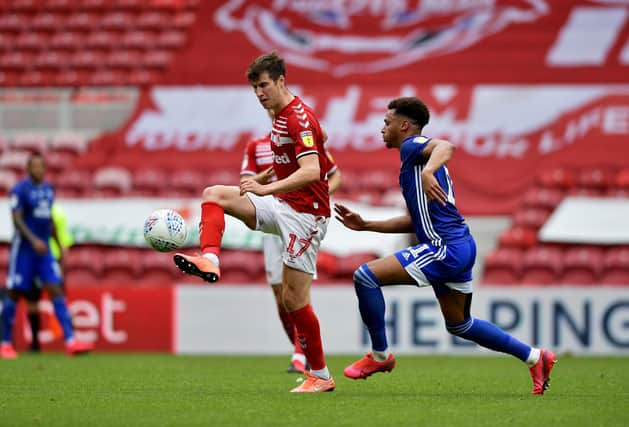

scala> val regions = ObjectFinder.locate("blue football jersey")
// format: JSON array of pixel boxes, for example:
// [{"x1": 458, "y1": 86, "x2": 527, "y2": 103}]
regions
[
  {"x1": 399, "y1": 135, "x2": 470, "y2": 246},
  {"x1": 10, "y1": 178, "x2": 55, "y2": 243}
]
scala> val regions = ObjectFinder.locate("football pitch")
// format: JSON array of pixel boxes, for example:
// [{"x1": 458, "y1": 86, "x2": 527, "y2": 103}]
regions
[{"x1": 2, "y1": 354, "x2": 627, "y2": 427}]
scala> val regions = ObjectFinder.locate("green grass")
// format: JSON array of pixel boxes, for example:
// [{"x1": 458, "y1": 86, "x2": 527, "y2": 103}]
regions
[{"x1": 1, "y1": 354, "x2": 627, "y2": 427}]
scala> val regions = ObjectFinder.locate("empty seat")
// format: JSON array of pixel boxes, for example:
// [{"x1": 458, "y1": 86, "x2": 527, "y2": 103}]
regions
[
  {"x1": 72, "y1": 50, "x2": 106, "y2": 69},
  {"x1": 120, "y1": 31, "x2": 155, "y2": 49},
  {"x1": 50, "y1": 133, "x2": 88, "y2": 155},
  {"x1": 520, "y1": 187, "x2": 564, "y2": 211},
  {"x1": 206, "y1": 169, "x2": 239, "y2": 185},
  {"x1": 0, "y1": 51, "x2": 33, "y2": 70},
  {"x1": 172, "y1": 11, "x2": 196, "y2": 29},
  {"x1": 156, "y1": 30, "x2": 186, "y2": 49},
  {"x1": 0, "y1": 169, "x2": 17, "y2": 196},
  {"x1": 139, "y1": 250, "x2": 180, "y2": 284},
  {"x1": 88, "y1": 69, "x2": 126, "y2": 86},
  {"x1": 55, "y1": 169, "x2": 91, "y2": 197},
  {"x1": 601, "y1": 247, "x2": 629, "y2": 285},
  {"x1": 107, "y1": 50, "x2": 141, "y2": 69},
  {"x1": 34, "y1": 50, "x2": 71, "y2": 69},
  {"x1": 0, "y1": 33, "x2": 15, "y2": 51},
  {"x1": 127, "y1": 68, "x2": 154, "y2": 85},
  {"x1": 65, "y1": 246, "x2": 105, "y2": 285},
  {"x1": 143, "y1": 50, "x2": 173, "y2": 68},
  {"x1": 512, "y1": 208, "x2": 551, "y2": 230},
  {"x1": 169, "y1": 170, "x2": 204, "y2": 196},
  {"x1": 218, "y1": 250, "x2": 265, "y2": 283},
  {"x1": 133, "y1": 168, "x2": 168, "y2": 196},
  {"x1": 45, "y1": 151, "x2": 74, "y2": 175},
  {"x1": 560, "y1": 246, "x2": 603, "y2": 285},
  {"x1": 137, "y1": 11, "x2": 169, "y2": 29},
  {"x1": 12, "y1": 133, "x2": 48, "y2": 154},
  {"x1": 65, "y1": 12, "x2": 98, "y2": 32},
  {"x1": 521, "y1": 246, "x2": 562, "y2": 285},
  {"x1": 576, "y1": 166, "x2": 613, "y2": 192},
  {"x1": 102, "y1": 248, "x2": 142, "y2": 283},
  {"x1": 15, "y1": 32, "x2": 47, "y2": 50},
  {"x1": 360, "y1": 169, "x2": 397, "y2": 193},
  {"x1": 537, "y1": 167, "x2": 576, "y2": 190},
  {"x1": 0, "y1": 14, "x2": 29, "y2": 32},
  {"x1": 49, "y1": 31, "x2": 83, "y2": 50},
  {"x1": 482, "y1": 248, "x2": 523, "y2": 284},
  {"x1": 0, "y1": 150, "x2": 30, "y2": 174},
  {"x1": 498, "y1": 226, "x2": 538, "y2": 250},
  {"x1": 92, "y1": 166, "x2": 133, "y2": 196},
  {"x1": 101, "y1": 12, "x2": 135, "y2": 31},
  {"x1": 86, "y1": 31, "x2": 121, "y2": 49},
  {"x1": 31, "y1": 13, "x2": 63, "y2": 31}
]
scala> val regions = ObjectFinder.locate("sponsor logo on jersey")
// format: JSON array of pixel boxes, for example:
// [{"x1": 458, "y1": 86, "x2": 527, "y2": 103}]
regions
[
  {"x1": 274, "y1": 153, "x2": 291, "y2": 164},
  {"x1": 215, "y1": 0, "x2": 547, "y2": 76},
  {"x1": 300, "y1": 131, "x2": 314, "y2": 147}
]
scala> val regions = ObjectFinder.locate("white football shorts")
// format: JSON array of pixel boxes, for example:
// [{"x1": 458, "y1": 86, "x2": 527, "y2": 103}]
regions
[
  {"x1": 262, "y1": 233, "x2": 283, "y2": 285},
  {"x1": 247, "y1": 193, "x2": 329, "y2": 276}
]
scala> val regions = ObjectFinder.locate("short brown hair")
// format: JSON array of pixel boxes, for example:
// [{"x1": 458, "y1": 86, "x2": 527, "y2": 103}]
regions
[
  {"x1": 387, "y1": 97, "x2": 430, "y2": 130},
  {"x1": 246, "y1": 51, "x2": 286, "y2": 83}
]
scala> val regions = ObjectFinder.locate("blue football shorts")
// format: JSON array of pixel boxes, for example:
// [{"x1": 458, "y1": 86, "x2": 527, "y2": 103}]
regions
[
  {"x1": 394, "y1": 236, "x2": 476, "y2": 296},
  {"x1": 7, "y1": 249, "x2": 62, "y2": 292}
]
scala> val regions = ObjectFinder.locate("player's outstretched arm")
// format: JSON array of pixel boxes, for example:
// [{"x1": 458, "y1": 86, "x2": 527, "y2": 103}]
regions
[{"x1": 334, "y1": 203, "x2": 413, "y2": 233}]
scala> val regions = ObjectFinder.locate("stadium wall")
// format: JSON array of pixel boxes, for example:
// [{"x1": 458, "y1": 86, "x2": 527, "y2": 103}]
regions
[{"x1": 7, "y1": 285, "x2": 629, "y2": 356}]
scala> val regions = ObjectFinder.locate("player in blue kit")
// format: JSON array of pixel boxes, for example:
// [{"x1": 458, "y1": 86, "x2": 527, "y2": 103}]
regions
[
  {"x1": 334, "y1": 97, "x2": 556, "y2": 395},
  {"x1": 1, "y1": 154, "x2": 93, "y2": 359}
]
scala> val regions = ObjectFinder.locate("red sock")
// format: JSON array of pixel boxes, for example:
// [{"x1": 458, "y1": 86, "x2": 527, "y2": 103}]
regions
[
  {"x1": 278, "y1": 308, "x2": 304, "y2": 355},
  {"x1": 200, "y1": 202, "x2": 225, "y2": 256},
  {"x1": 289, "y1": 304, "x2": 325, "y2": 370}
]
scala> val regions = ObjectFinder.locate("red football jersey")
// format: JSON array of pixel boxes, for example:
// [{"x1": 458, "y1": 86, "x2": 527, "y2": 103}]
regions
[
  {"x1": 269, "y1": 96, "x2": 330, "y2": 217},
  {"x1": 240, "y1": 134, "x2": 338, "y2": 181}
]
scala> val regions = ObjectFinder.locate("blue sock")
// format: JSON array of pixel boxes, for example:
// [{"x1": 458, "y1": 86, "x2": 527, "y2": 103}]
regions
[
  {"x1": 447, "y1": 317, "x2": 531, "y2": 362},
  {"x1": 1, "y1": 297, "x2": 17, "y2": 343},
  {"x1": 354, "y1": 264, "x2": 388, "y2": 351},
  {"x1": 52, "y1": 296, "x2": 74, "y2": 341}
]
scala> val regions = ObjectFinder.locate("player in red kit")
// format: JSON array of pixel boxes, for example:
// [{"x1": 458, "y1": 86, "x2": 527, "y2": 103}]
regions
[
  {"x1": 174, "y1": 52, "x2": 336, "y2": 392},
  {"x1": 241, "y1": 122, "x2": 342, "y2": 374}
]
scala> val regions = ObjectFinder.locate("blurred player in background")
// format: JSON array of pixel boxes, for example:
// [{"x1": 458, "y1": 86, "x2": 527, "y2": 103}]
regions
[
  {"x1": 1, "y1": 154, "x2": 92, "y2": 359},
  {"x1": 174, "y1": 52, "x2": 336, "y2": 392},
  {"x1": 240, "y1": 116, "x2": 342, "y2": 374},
  {"x1": 25, "y1": 203, "x2": 74, "y2": 352},
  {"x1": 335, "y1": 97, "x2": 556, "y2": 395}
]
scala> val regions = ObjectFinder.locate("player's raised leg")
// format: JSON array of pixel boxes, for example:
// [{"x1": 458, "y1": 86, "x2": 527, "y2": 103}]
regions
[
  {"x1": 344, "y1": 256, "x2": 412, "y2": 379},
  {"x1": 174, "y1": 185, "x2": 257, "y2": 283}
]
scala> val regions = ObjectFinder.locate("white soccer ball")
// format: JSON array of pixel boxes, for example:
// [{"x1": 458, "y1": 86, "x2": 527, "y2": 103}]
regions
[{"x1": 143, "y1": 209, "x2": 188, "y2": 252}]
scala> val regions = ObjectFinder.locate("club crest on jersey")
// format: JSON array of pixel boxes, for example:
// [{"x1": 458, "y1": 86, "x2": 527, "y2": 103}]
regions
[
  {"x1": 215, "y1": 0, "x2": 547, "y2": 76},
  {"x1": 300, "y1": 131, "x2": 314, "y2": 147}
]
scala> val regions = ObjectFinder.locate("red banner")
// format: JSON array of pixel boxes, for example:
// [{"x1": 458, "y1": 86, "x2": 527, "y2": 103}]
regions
[
  {"x1": 11, "y1": 286, "x2": 174, "y2": 352},
  {"x1": 164, "y1": 0, "x2": 629, "y2": 85}
]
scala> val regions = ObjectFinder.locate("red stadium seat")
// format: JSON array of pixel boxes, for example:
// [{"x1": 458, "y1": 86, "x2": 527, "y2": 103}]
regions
[
  {"x1": 112, "y1": 0, "x2": 143, "y2": 11},
  {"x1": 72, "y1": 50, "x2": 106, "y2": 69},
  {"x1": 169, "y1": 170, "x2": 204, "y2": 197},
  {"x1": 45, "y1": 0, "x2": 76, "y2": 13},
  {"x1": 107, "y1": 50, "x2": 142, "y2": 69},
  {"x1": 133, "y1": 168, "x2": 168, "y2": 196},
  {"x1": 12, "y1": 133, "x2": 48, "y2": 154},
  {"x1": 80, "y1": 0, "x2": 109, "y2": 11},
  {"x1": 31, "y1": 13, "x2": 63, "y2": 32},
  {"x1": 120, "y1": 31, "x2": 155, "y2": 49},
  {"x1": 34, "y1": 50, "x2": 71, "y2": 70},
  {"x1": 560, "y1": 246, "x2": 603, "y2": 285},
  {"x1": 65, "y1": 12, "x2": 98, "y2": 32},
  {"x1": 206, "y1": 169, "x2": 239, "y2": 185},
  {"x1": 50, "y1": 133, "x2": 88, "y2": 156},
  {"x1": 0, "y1": 14, "x2": 29, "y2": 33},
  {"x1": 139, "y1": 250, "x2": 181, "y2": 285},
  {"x1": 55, "y1": 169, "x2": 91, "y2": 197},
  {"x1": 65, "y1": 246, "x2": 105, "y2": 286},
  {"x1": 156, "y1": 30, "x2": 186, "y2": 49},
  {"x1": 88, "y1": 69, "x2": 127, "y2": 86},
  {"x1": 7, "y1": 1, "x2": 37, "y2": 13},
  {"x1": 92, "y1": 166, "x2": 132, "y2": 196},
  {"x1": 172, "y1": 11, "x2": 196, "y2": 29},
  {"x1": 219, "y1": 250, "x2": 265, "y2": 283},
  {"x1": 498, "y1": 226, "x2": 538, "y2": 250},
  {"x1": 576, "y1": 166, "x2": 613, "y2": 193},
  {"x1": 85, "y1": 31, "x2": 121, "y2": 49},
  {"x1": 0, "y1": 170, "x2": 17, "y2": 196},
  {"x1": 608, "y1": 168, "x2": 629, "y2": 197},
  {"x1": 137, "y1": 11, "x2": 169, "y2": 29},
  {"x1": 520, "y1": 187, "x2": 564, "y2": 211},
  {"x1": 0, "y1": 150, "x2": 30, "y2": 174},
  {"x1": 482, "y1": 248, "x2": 523, "y2": 284},
  {"x1": 334, "y1": 253, "x2": 378, "y2": 279},
  {"x1": 19, "y1": 70, "x2": 51, "y2": 86},
  {"x1": 102, "y1": 248, "x2": 142, "y2": 283},
  {"x1": 101, "y1": 12, "x2": 135, "y2": 31},
  {"x1": 127, "y1": 68, "x2": 155, "y2": 86},
  {"x1": 49, "y1": 31, "x2": 83, "y2": 50},
  {"x1": 45, "y1": 151, "x2": 74, "y2": 175},
  {"x1": 360, "y1": 169, "x2": 398, "y2": 193},
  {"x1": 15, "y1": 32, "x2": 47, "y2": 51},
  {"x1": 512, "y1": 208, "x2": 551, "y2": 230},
  {"x1": 143, "y1": 50, "x2": 173, "y2": 68},
  {"x1": 0, "y1": 51, "x2": 33, "y2": 70},
  {"x1": 316, "y1": 251, "x2": 338, "y2": 277},
  {"x1": 537, "y1": 167, "x2": 576, "y2": 190},
  {"x1": 0, "y1": 33, "x2": 15, "y2": 51},
  {"x1": 601, "y1": 247, "x2": 629, "y2": 285},
  {"x1": 521, "y1": 246, "x2": 563, "y2": 285}
]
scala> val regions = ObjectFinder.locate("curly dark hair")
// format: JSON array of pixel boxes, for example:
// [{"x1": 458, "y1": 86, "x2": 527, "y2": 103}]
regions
[{"x1": 387, "y1": 97, "x2": 430, "y2": 130}]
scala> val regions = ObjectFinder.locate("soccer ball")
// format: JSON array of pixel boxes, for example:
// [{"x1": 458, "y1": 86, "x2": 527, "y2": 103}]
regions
[{"x1": 143, "y1": 209, "x2": 188, "y2": 252}]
